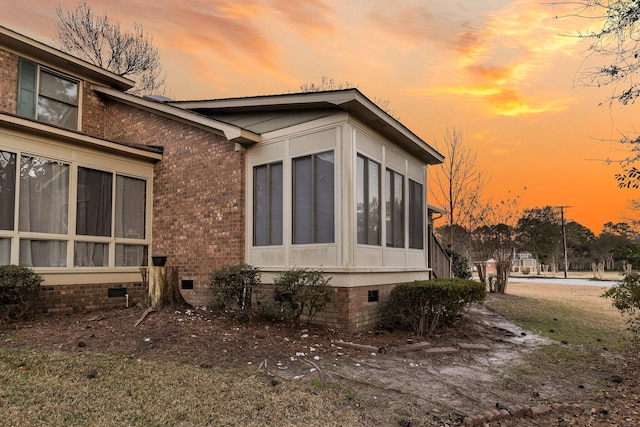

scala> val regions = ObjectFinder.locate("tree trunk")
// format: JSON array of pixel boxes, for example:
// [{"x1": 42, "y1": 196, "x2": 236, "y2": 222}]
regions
[
  {"x1": 495, "y1": 259, "x2": 510, "y2": 294},
  {"x1": 474, "y1": 261, "x2": 487, "y2": 286},
  {"x1": 148, "y1": 266, "x2": 185, "y2": 309}
]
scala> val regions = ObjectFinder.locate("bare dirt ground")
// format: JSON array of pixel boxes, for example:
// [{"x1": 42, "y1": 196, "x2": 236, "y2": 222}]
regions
[{"x1": 1, "y1": 282, "x2": 639, "y2": 426}]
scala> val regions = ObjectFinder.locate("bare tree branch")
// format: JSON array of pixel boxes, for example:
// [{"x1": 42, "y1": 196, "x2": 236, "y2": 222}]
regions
[
  {"x1": 54, "y1": 1, "x2": 165, "y2": 96},
  {"x1": 429, "y1": 127, "x2": 490, "y2": 242}
]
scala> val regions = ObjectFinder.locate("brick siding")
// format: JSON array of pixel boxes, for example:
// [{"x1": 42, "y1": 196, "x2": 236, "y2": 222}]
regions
[
  {"x1": 36, "y1": 282, "x2": 148, "y2": 314},
  {"x1": 103, "y1": 100, "x2": 246, "y2": 307},
  {"x1": 0, "y1": 48, "x2": 18, "y2": 115},
  {"x1": 81, "y1": 83, "x2": 107, "y2": 137},
  {"x1": 255, "y1": 283, "x2": 398, "y2": 332}
]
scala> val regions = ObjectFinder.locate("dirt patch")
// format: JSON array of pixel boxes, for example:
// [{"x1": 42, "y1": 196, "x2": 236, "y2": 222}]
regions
[{"x1": 1, "y1": 293, "x2": 639, "y2": 425}]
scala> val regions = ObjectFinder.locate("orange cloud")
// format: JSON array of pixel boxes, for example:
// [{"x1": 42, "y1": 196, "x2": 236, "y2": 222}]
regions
[
  {"x1": 270, "y1": 0, "x2": 336, "y2": 39},
  {"x1": 466, "y1": 64, "x2": 512, "y2": 85}
]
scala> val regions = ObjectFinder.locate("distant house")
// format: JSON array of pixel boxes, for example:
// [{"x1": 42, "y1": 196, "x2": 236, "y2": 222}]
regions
[
  {"x1": 511, "y1": 251, "x2": 538, "y2": 274},
  {"x1": 0, "y1": 25, "x2": 445, "y2": 330}
]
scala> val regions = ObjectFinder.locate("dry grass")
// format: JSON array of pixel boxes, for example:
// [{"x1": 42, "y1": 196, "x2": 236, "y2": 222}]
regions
[
  {"x1": 0, "y1": 349, "x2": 369, "y2": 427},
  {"x1": 489, "y1": 281, "x2": 629, "y2": 348}
]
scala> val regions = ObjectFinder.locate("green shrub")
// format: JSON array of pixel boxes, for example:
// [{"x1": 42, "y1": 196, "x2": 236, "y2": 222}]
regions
[
  {"x1": 209, "y1": 264, "x2": 261, "y2": 319},
  {"x1": 386, "y1": 278, "x2": 485, "y2": 337},
  {"x1": 603, "y1": 272, "x2": 640, "y2": 339},
  {"x1": 445, "y1": 250, "x2": 472, "y2": 279},
  {"x1": 273, "y1": 268, "x2": 334, "y2": 326},
  {"x1": 522, "y1": 267, "x2": 530, "y2": 275},
  {"x1": 0, "y1": 265, "x2": 43, "y2": 322}
]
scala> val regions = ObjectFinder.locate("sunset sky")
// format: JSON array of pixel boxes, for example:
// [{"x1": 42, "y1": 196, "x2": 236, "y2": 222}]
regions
[{"x1": 2, "y1": 0, "x2": 638, "y2": 234}]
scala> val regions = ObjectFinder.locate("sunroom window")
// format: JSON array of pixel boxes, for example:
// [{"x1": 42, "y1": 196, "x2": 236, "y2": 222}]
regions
[
  {"x1": 408, "y1": 179, "x2": 424, "y2": 249},
  {"x1": 254, "y1": 162, "x2": 283, "y2": 246},
  {"x1": 293, "y1": 151, "x2": 334, "y2": 244},
  {"x1": 386, "y1": 168, "x2": 404, "y2": 248},
  {"x1": 17, "y1": 58, "x2": 79, "y2": 130},
  {"x1": 357, "y1": 154, "x2": 381, "y2": 245}
]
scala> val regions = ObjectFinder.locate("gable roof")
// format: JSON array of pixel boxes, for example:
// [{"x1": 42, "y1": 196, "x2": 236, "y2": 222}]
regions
[
  {"x1": 93, "y1": 86, "x2": 261, "y2": 144},
  {"x1": 0, "y1": 25, "x2": 134, "y2": 91},
  {"x1": 171, "y1": 89, "x2": 444, "y2": 165}
]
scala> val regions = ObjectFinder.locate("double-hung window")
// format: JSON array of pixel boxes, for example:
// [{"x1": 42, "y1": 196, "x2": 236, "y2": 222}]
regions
[
  {"x1": 408, "y1": 179, "x2": 424, "y2": 249},
  {"x1": 357, "y1": 154, "x2": 380, "y2": 245},
  {"x1": 293, "y1": 151, "x2": 334, "y2": 244},
  {"x1": 17, "y1": 58, "x2": 79, "y2": 130},
  {"x1": 254, "y1": 162, "x2": 283, "y2": 246},
  {"x1": 386, "y1": 168, "x2": 404, "y2": 248}
]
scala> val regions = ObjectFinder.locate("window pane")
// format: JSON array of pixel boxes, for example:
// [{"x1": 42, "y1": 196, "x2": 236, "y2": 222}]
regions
[
  {"x1": 254, "y1": 163, "x2": 283, "y2": 246},
  {"x1": 357, "y1": 156, "x2": 365, "y2": 244},
  {"x1": 0, "y1": 238, "x2": 9, "y2": 265},
  {"x1": 37, "y1": 97, "x2": 78, "y2": 129},
  {"x1": 115, "y1": 176, "x2": 146, "y2": 239},
  {"x1": 315, "y1": 151, "x2": 334, "y2": 243},
  {"x1": 39, "y1": 70, "x2": 78, "y2": 105},
  {"x1": 368, "y1": 160, "x2": 380, "y2": 245},
  {"x1": 115, "y1": 244, "x2": 147, "y2": 267},
  {"x1": 394, "y1": 174, "x2": 404, "y2": 248},
  {"x1": 19, "y1": 156, "x2": 69, "y2": 234},
  {"x1": 254, "y1": 165, "x2": 268, "y2": 246},
  {"x1": 0, "y1": 151, "x2": 16, "y2": 230},
  {"x1": 357, "y1": 155, "x2": 380, "y2": 246},
  {"x1": 75, "y1": 242, "x2": 109, "y2": 267},
  {"x1": 77, "y1": 167, "x2": 112, "y2": 237},
  {"x1": 270, "y1": 163, "x2": 283, "y2": 245},
  {"x1": 386, "y1": 169, "x2": 404, "y2": 248},
  {"x1": 386, "y1": 170, "x2": 392, "y2": 246},
  {"x1": 20, "y1": 240, "x2": 67, "y2": 267},
  {"x1": 409, "y1": 180, "x2": 424, "y2": 249},
  {"x1": 293, "y1": 156, "x2": 312, "y2": 244}
]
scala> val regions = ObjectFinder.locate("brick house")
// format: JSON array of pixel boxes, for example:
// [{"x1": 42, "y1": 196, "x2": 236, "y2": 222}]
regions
[{"x1": 0, "y1": 25, "x2": 444, "y2": 330}]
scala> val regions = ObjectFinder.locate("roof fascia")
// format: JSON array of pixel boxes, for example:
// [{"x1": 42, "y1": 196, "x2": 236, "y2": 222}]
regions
[
  {"x1": 0, "y1": 113, "x2": 163, "y2": 162},
  {"x1": 171, "y1": 89, "x2": 444, "y2": 165},
  {"x1": 0, "y1": 25, "x2": 134, "y2": 91}
]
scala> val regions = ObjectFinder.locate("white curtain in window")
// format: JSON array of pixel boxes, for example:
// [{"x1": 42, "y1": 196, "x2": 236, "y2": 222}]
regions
[
  {"x1": 0, "y1": 238, "x2": 9, "y2": 265},
  {"x1": 75, "y1": 242, "x2": 109, "y2": 267},
  {"x1": 18, "y1": 156, "x2": 69, "y2": 267},
  {"x1": 0, "y1": 150, "x2": 16, "y2": 231},
  {"x1": 20, "y1": 240, "x2": 67, "y2": 267},
  {"x1": 115, "y1": 175, "x2": 146, "y2": 239},
  {"x1": 115, "y1": 244, "x2": 146, "y2": 266}
]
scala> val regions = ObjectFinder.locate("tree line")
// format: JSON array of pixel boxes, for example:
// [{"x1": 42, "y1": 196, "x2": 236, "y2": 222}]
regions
[{"x1": 436, "y1": 207, "x2": 640, "y2": 279}]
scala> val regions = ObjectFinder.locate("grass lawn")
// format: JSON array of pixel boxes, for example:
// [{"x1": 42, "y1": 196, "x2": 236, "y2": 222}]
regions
[{"x1": 0, "y1": 349, "x2": 366, "y2": 427}]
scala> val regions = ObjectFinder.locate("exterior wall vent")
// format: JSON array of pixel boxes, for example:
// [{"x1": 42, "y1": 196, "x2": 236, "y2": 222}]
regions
[
  {"x1": 368, "y1": 290, "x2": 379, "y2": 303},
  {"x1": 108, "y1": 288, "x2": 127, "y2": 298}
]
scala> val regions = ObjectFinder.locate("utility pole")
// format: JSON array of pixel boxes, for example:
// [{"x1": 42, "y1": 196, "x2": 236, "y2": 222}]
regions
[{"x1": 558, "y1": 206, "x2": 572, "y2": 279}]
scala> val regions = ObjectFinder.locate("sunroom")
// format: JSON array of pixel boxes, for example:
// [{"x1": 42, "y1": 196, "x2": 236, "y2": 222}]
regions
[{"x1": 173, "y1": 90, "x2": 444, "y2": 287}]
